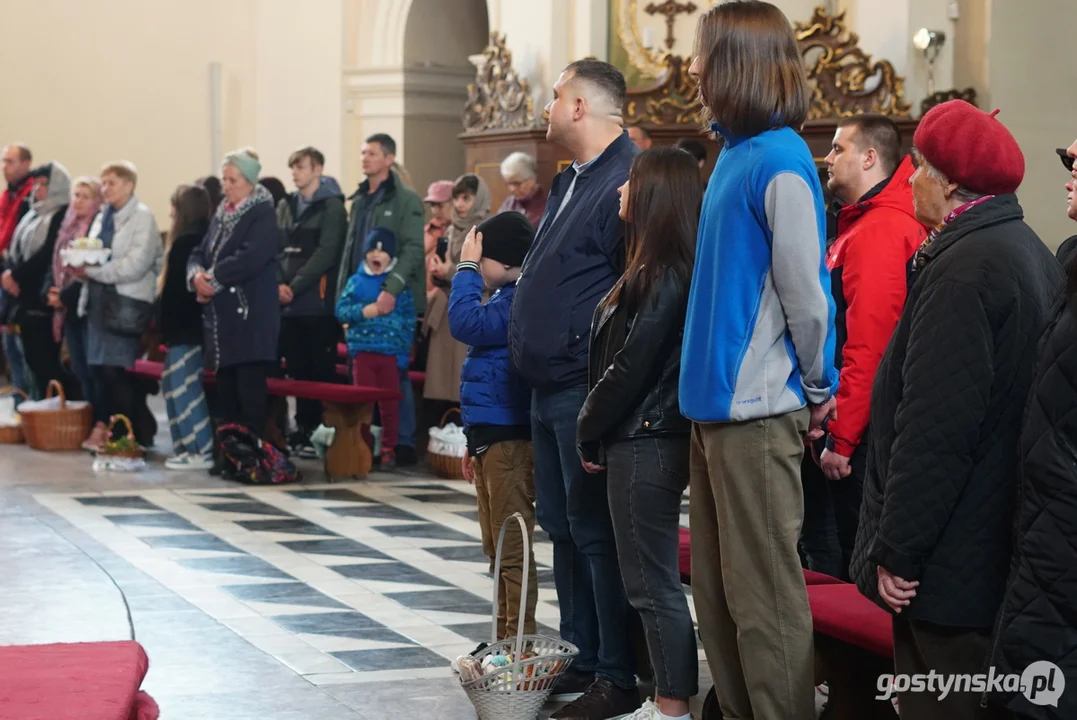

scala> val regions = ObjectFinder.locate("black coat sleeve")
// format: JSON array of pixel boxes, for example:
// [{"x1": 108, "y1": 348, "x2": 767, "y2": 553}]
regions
[
  {"x1": 871, "y1": 279, "x2": 995, "y2": 580},
  {"x1": 161, "y1": 235, "x2": 199, "y2": 315},
  {"x1": 11, "y1": 208, "x2": 66, "y2": 294},
  {"x1": 577, "y1": 271, "x2": 685, "y2": 456}
]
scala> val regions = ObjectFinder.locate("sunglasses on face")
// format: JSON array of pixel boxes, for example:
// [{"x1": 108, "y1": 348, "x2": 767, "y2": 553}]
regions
[{"x1": 1058, "y1": 148, "x2": 1075, "y2": 173}]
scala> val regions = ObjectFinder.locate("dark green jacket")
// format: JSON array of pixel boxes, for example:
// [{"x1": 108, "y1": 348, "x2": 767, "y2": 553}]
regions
[
  {"x1": 277, "y1": 177, "x2": 347, "y2": 316},
  {"x1": 337, "y1": 171, "x2": 426, "y2": 316}
]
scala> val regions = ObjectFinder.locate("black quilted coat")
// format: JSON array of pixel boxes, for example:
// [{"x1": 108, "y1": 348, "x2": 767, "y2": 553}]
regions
[
  {"x1": 850, "y1": 194, "x2": 1063, "y2": 629},
  {"x1": 987, "y1": 299, "x2": 1077, "y2": 718}
]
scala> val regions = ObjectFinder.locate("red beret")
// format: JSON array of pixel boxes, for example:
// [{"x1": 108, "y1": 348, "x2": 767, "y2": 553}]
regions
[{"x1": 913, "y1": 100, "x2": 1025, "y2": 196}]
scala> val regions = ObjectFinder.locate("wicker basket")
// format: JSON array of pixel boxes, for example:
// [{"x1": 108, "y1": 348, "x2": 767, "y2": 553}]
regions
[
  {"x1": 427, "y1": 407, "x2": 466, "y2": 479},
  {"x1": 98, "y1": 415, "x2": 143, "y2": 459},
  {"x1": 0, "y1": 387, "x2": 28, "y2": 444},
  {"x1": 460, "y1": 513, "x2": 578, "y2": 720},
  {"x1": 21, "y1": 380, "x2": 93, "y2": 451}
]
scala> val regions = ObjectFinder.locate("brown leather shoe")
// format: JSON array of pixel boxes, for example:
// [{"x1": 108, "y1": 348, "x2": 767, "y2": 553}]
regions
[{"x1": 551, "y1": 677, "x2": 640, "y2": 720}]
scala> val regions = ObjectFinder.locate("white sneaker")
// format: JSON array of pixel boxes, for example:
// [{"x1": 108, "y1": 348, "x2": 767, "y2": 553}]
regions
[
  {"x1": 165, "y1": 453, "x2": 213, "y2": 471},
  {"x1": 615, "y1": 699, "x2": 661, "y2": 720}
]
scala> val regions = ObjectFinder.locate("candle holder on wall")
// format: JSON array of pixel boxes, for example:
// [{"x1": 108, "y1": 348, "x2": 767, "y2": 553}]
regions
[{"x1": 912, "y1": 28, "x2": 946, "y2": 95}]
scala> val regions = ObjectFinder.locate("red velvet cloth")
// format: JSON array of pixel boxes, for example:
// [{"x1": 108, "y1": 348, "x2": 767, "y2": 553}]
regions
[
  {"x1": 802, "y1": 568, "x2": 845, "y2": 586},
  {"x1": 807, "y1": 583, "x2": 894, "y2": 658},
  {"x1": 0, "y1": 641, "x2": 159, "y2": 720}
]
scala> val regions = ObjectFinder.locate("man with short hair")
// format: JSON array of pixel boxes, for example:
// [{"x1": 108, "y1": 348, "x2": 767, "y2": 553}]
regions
[
  {"x1": 851, "y1": 101, "x2": 1062, "y2": 720},
  {"x1": 336, "y1": 133, "x2": 425, "y2": 465},
  {"x1": 509, "y1": 59, "x2": 640, "y2": 719},
  {"x1": 805, "y1": 115, "x2": 926, "y2": 579},
  {"x1": 277, "y1": 146, "x2": 347, "y2": 457},
  {"x1": 627, "y1": 124, "x2": 652, "y2": 151},
  {"x1": 497, "y1": 152, "x2": 548, "y2": 227},
  {"x1": 0, "y1": 144, "x2": 33, "y2": 255}
]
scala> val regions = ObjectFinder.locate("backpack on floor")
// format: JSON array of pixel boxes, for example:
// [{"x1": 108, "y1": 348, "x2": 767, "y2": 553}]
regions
[{"x1": 217, "y1": 423, "x2": 300, "y2": 485}]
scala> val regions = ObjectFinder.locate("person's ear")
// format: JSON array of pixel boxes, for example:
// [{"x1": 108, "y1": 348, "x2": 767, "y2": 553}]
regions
[{"x1": 862, "y1": 148, "x2": 878, "y2": 172}]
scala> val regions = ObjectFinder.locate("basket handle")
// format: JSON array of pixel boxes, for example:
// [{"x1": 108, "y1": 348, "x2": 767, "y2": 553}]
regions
[
  {"x1": 108, "y1": 414, "x2": 136, "y2": 440},
  {"x1": 492, "y1": 511, "x2": 530, "y2": 662},
  {"x1": 438, "y1": 407, "x2": 462, "y2": 428},
  {"x1": 44, "y1": 379, "x2": 66, "y2": 409},
  {"x1": 0, "y1": 386, "x2": 29, "y2": 401}
]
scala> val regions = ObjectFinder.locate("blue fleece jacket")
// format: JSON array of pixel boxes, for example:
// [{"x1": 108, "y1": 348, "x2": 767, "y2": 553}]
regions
[
  {"x1": 449, "y1": 266, "x2": 530, "y2": 428},
  {"x1": 680, "y1": 125, "x2": 839, "y2": 422},
  {"x1": 336, "y1": 261, "x2": 415, "y2": 358}
]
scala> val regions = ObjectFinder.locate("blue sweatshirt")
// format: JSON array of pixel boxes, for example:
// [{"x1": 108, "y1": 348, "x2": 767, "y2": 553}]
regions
[
  {"x1": 336, "y1": 261, "x2": 416, "y2": 358},
  {"x1": 680, "y1": 125, "x2": 839, "y2": 422}
]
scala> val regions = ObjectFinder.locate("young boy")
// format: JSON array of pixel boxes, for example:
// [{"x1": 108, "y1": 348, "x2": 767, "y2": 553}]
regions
[
  {"x1": 336, "y1": 227, "x2": 416, "y2": 469},
  {"x1": 449, "y1": 211, "x2": 536, "y2": 641}
]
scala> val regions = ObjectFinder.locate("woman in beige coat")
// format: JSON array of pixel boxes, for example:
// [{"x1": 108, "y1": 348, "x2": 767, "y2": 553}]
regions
[{"x1": 424, "y1": 174, "x2": 489, "y2": 415}]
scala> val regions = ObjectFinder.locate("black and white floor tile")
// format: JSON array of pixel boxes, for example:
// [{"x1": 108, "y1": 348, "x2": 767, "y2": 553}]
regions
[{"x1": 35, "y1": 478, "x2": 649, "y2": 687}]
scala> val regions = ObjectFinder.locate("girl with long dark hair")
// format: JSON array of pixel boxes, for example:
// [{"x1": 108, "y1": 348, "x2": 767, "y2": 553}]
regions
[
  {"x1": 576, "y1": 147, "x2": 703, "y2": 720},
  {"x1": 159, "y1": 184, "x2": 214, "y2": 469}
]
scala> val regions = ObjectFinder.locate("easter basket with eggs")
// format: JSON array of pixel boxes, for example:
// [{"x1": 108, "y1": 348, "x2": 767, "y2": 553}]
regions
[{"x1": 457, "y1": 513, "x2": 578, "y2": 720}]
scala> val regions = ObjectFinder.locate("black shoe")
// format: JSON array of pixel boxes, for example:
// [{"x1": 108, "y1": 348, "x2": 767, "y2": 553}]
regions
[
  {"x1": 550, "y1": 677, "x2": 639, "y2": 719},
  {"x1": 549, "y1": 668, "x2": 596, "y2": 701},
  {"x1": 395, "y1": 444, "x2": 418, "y2": 467}
]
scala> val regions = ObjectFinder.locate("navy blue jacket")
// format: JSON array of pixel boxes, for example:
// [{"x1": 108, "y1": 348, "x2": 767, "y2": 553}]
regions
[
  {"x1": 509, "y1": 131, "x2": 635, "y2": 390},
  {"x1": 449, "y1": 268, "x2": 530, "y2": 428},
  {"x1": 190, "y1": 201, "x2": 281, "y2": 370}
]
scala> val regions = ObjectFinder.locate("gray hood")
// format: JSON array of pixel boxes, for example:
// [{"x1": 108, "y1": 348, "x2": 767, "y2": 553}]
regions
[
  {"x1": 312, "y1": 176, "x2": 344, "y2": 202},
  {"x1": 9, "y1": 161, "x2": 71, "y2": 264}
]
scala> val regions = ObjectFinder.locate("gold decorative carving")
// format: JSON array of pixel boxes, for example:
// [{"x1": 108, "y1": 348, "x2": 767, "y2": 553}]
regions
[
  {"x1": 624, "y1": 54, "x2": 702, "y2": 126},
  {"x1": 795, "y1": 8, "x2": 912, "y2": 119},
  {"x1": 920, "y1": 87, "x2": 977, "y2": 117},
  {"x1": 462, "y1": 32, "x2": 536, "y2": 134}
]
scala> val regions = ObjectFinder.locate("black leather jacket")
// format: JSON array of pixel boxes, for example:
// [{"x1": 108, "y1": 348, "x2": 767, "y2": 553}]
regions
[{"x1": 577, "y1": 269, "x2": 690, "y2": 464}]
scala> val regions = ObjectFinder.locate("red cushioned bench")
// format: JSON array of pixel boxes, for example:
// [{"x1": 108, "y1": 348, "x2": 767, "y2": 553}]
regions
[
  {"x1": 131, "y1": 359, "x2": 399, "y2": 479},
  {"x1": 680, "y1": 530, "x2": 896, "y2": 720},
  {"x1": 0, "y1": 641, "x2": 159, "y2": 720}
]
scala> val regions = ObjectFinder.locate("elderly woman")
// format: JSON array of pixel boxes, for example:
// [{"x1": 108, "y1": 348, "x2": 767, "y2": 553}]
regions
[
  {"x1": 46, "y1": 176, "x2": 102, "y2": 411},
  {"x1": 496, "y1": 152, "x2": 547, "y2": 227},
  {"x1": 849, "y1": 101, "x2": 1063, "y2": 720},
  {"x1": 74, "y1": 162, "x2": 161, "y2": 450},
  {"x1": 189, "y1": 148, "x2": 280, "y2": 441}
]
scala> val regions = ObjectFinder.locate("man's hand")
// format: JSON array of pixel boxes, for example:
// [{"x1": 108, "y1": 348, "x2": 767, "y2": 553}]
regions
[
  {"x1": 462, "y1": 455, "x2": 475, "y2": 484},
  {"x1": 193, "y1": 272, "x2": 215, "y2": 298},
  {"x1": 460, "y1": 226, "x2": 483, "y2": 264},
  {"x1": 278, "y1": 284, "x2": 294, "y2": 305},
  {"x1": 581, "y1": 460, "x2": 606, "y2": 474},
  {"x1": 376, "y1": 290, "x2": 396, "y2": 315},
  {"x1": 46, "y1": 287, "x2": 62, "y2": 309},
  {"x1": 362, "y1": 303, "x2": 380, "y2": 319},
  {"x1": 807, "y1": 397, "x2": 837, "y2": 441},
  {"x1": 820, "y1": 448, "x2": 853, "y2": 480},
  {"x1": 877, "y1": 566, "x2": 919, "y2": 613}
]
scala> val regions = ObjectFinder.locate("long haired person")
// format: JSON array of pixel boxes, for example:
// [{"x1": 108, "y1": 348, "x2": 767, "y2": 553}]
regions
[
  {"x1": 577, "y1": 147, "x2": 702, "y2": 720},
  {"x1": 681, "y1": 3, "x2": 839, "y2": 717}
]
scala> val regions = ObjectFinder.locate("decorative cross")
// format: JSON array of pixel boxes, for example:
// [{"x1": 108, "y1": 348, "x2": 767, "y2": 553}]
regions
[{"x1": 645, "y1": 0, "x2": 698, "y2": 50}]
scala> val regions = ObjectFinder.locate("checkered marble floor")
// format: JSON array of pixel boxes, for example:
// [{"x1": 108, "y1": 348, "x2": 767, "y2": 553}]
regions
[{"x1": 37, "y1": 478, "x2": 695, "y2": 688}]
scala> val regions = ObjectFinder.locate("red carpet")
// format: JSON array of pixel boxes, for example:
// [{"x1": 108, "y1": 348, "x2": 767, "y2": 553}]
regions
[{"x1": 0, "y1": 641, "x2": 158, "y2": 720}]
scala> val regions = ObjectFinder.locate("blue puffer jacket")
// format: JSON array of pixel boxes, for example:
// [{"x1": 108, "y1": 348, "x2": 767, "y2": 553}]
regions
[{"x1": 449, "y1": 267, "x2": 530, "y2": 428}]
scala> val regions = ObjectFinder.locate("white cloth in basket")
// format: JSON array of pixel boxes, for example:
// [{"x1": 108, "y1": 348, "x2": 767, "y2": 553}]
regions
[
  {"x1": 0, "y1": 396, "x2": 20, "y2": 427},
  {"x1": 18, "y1": 397, "x2": 90, "y2": 412},
  {"x1": 427, "y1": 423, "x2": 466, "y2": 458}
]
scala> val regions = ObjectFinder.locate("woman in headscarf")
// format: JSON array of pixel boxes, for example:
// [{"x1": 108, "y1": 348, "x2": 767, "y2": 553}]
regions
[
  {"x1": 46, "y1": 176, "x2": 102, "y2": 408},
  {"x1": 189, "y1": 148, "x2": 280, "y2": 443},
  {"x1": 74, "y1": 161, "x2": 162, "y2": 450},
  {"x1": 423, "y1": 174, "x2": 490, "y2": 415},
  {"x1": 3, "y1": 161, "x2": 74, "y2": 399}
]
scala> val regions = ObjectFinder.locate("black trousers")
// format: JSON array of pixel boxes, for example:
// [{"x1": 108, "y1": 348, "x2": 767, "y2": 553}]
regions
[
  {"x1": 217, "y1": 362, "x2": 271, "y2": 438},
  {"x1": 19, "y1": 317, "x2": 73, "y2": 399},
  {"x1": 92, "y1": 364, "x2": 155, "y2": 447},
  {"x1": 800, "y1": 437, "x2": 868, "y2": 581},
  {"x1": 279, "y1": 315, "x2": 339, "y2": 433}
]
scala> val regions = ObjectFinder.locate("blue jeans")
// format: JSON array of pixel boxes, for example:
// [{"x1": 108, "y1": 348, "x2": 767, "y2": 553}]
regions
[
  {"x1": 398, "y1": 368, "x2": 415, "y2": 449},
  {"x1": 2, "y1": 329, "x2": 33, "y2": 401},
  {"x1": 65, "y1": 317, "x2": 105, "y2": 423},
  {"x1": 531, "y1": 384, "x2": 636, "y2": 689}
]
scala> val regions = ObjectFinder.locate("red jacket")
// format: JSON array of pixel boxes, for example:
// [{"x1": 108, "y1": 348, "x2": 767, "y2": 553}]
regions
[
  {"x1": 0, "y1": 176, "x2": 32, "y2": 256},
  {"x1": 825, "y1": 156, "x2": 926, "y2": 456}
]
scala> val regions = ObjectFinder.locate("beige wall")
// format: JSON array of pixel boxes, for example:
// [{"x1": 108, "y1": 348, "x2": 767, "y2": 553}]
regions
[
  {"x1": 0, "y1": 0, "x2": 343, "y2": 224},
  {"x1": 986, "y1": 0, "x2": 1077, "y2": 248}
]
